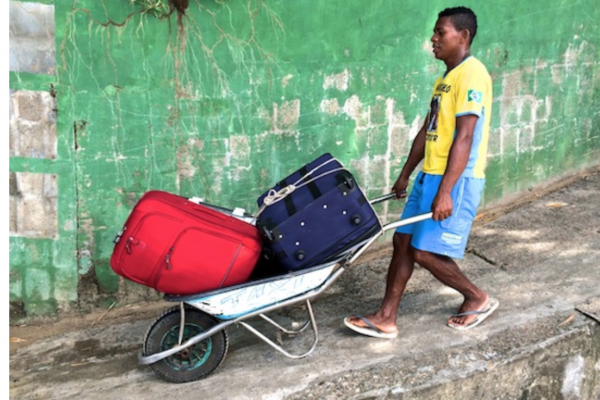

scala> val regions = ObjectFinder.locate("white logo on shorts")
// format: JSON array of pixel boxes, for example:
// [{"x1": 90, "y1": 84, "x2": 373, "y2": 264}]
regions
[{"x1": 441, "y1": 232, "x2": 462, "y2": 244}]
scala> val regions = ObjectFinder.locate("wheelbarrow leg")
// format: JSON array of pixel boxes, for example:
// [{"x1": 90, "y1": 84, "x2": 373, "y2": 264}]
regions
[{"x1": 237, "y1": 299, "x2": 319, "y2": 359}]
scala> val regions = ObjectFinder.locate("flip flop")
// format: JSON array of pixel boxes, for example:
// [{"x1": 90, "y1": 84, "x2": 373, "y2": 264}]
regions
[
  {"x1": 343, "y1": 315, "x2": 398, "y2": 339},
  {"x1": 447, "y1": 297, "x2": 500, "y2": 331}
]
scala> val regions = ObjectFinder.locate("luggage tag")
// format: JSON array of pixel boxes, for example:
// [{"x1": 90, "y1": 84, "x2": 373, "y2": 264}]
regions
[{"x1": 113, "y1": 226, "x2": 126, "y2": 244}]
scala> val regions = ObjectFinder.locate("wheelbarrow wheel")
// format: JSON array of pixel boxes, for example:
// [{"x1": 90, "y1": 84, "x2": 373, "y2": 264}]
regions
[{"x1": 143, "y1": 306, "x2": 229, "y2": 383}]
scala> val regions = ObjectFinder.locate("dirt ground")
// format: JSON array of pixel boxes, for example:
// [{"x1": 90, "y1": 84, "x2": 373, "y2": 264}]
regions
[{"x1": 9, "y1": 301, "x2": 164, "y2": 355}]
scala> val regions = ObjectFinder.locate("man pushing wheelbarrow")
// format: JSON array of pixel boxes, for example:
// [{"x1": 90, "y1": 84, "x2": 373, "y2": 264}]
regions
[{"x1": 344, "y1": 6, "x2": 499, "y2": 338}]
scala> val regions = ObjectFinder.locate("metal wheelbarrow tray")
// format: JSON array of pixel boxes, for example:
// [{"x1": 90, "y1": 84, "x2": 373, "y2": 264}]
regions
[{"x1": 137, "y1": 194, "x2": 431, "y2": 383}]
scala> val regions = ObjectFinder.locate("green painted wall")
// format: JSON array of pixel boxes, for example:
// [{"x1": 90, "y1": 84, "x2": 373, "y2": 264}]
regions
[{"x1": 9, "y1": 0, "x2": 600, "y2": 321}]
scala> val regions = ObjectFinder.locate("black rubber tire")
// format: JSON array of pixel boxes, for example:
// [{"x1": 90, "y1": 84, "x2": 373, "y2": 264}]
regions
[{"x1": 143, "y1": 306, "x2": 229, "y2": 383}]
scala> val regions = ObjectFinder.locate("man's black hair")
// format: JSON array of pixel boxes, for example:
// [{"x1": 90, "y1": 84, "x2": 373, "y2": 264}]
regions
[{"x1": 438, "y1": 6, "x2": 478, "y2": 44}]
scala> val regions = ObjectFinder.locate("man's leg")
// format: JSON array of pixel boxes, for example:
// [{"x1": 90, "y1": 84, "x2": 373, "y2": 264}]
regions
[
  {"x1": 412, "y1": 249, "x2": 489, "y2": 327},
  {"x1": 346, "y1": 232, "x2": 414, "y2": 333}
]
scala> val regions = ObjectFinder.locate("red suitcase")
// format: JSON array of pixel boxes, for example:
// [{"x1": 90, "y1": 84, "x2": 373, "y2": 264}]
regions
[{"x1": 110, "y1": 190, "x2": 262, "y2": 295}]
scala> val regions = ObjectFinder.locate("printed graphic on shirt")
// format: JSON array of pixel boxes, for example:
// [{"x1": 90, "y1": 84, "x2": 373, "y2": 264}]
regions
[
  {"x1": 436, "y1": 83, "x2": 452, "y2": 93},
  {"x1": 427, "y1": 95, "x2": 440, "y2": 134}
]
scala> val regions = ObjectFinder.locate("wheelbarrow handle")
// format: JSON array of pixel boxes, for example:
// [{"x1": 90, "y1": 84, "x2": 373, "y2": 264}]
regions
[{"x1": 369, "y1": 191, "x2": 407, "y2": 205}]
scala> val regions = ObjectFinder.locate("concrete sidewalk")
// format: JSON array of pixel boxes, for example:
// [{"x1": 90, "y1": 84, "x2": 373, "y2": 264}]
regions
[{"x1": 9, "y1": 167, "x2": 600, "y2": 400}]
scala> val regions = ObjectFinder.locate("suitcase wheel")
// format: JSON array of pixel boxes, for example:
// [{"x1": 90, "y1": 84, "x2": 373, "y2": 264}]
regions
[
  {"x1": 294, "y1": 250, "x2": 306, "y2": 261},
  {"x1": 343, "y1": 176, "x2": 355, "y2": 189},
  {"x1": 351, "y1": 214, "x2": 362, "y2": 226}
]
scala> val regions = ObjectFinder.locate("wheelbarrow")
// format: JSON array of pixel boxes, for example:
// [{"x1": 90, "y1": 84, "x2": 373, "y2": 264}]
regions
[{"x1": 137, "y1": 193, "x2": 432, "y2": 383}]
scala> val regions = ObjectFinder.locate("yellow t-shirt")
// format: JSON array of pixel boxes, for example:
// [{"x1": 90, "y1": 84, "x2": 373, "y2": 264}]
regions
[{"x1": 423, "y1": 56, "x2": 492, "y2": 179}]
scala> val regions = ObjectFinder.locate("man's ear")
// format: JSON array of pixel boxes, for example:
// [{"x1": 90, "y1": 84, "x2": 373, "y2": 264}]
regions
[{"x1": 461, "y1": 29, "x2": 471, "y2": 44}]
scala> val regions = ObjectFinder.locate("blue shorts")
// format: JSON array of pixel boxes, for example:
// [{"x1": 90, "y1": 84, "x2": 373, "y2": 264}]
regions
[{"x1": 395, "y1": 171, "x2": 485, "y2": 259}]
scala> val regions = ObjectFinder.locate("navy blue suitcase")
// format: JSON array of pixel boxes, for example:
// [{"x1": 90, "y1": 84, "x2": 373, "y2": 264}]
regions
[{"x1": 256, "y1": 153, "x2": 382, "y2": 271}]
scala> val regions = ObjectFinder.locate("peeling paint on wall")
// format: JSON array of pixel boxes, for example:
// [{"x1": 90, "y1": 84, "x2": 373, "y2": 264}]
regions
[
  {"x1": 342, "y1": 95, "x2": 365, "y2": 126},
  {"x1": 281, "y1": 74, "x2": 294, "y2": 88},
  {"x1": 319, "y1": 98, "x2": 340, "y2": 115},
  {"x1": 264, "y1": 99, "x2": 301, "y2": 134},
  {"x1": 323, "y1": 69, "x2": 350, "y2": 91},
  {"x1": 177, "y1": 138, "x2": 204, "y2": 179}
]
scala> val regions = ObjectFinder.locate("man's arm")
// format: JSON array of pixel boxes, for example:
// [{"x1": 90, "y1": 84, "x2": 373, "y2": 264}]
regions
[
  {"x1": 431, "y1": 114, "x2": 479, "y2": 220},
  {"x1": 392, "y1": 117, "x2": 428, "y2": 198}
]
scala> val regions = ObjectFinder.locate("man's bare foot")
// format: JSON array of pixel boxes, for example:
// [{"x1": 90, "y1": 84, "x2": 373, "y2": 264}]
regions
[
  {"x1": 447, "y1": 295, "x2": 500, "y2": 330},
  {"x1": 448, "y1": 294, "x2": 490, "y2": 327}
]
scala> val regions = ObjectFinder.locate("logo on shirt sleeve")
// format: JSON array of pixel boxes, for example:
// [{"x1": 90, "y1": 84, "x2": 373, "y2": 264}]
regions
[{"x1": 467, "y1": 90, "x2": 483, "y2": 103}]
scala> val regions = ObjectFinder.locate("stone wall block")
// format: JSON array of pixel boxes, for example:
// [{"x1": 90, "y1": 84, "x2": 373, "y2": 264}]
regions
[
  {"x1": 10, "y1": 172, "x2": 58, "y2": 238},
  {"x1": 10, "y1": 90, "x2": 57, "y2": 159},
  {"x1": 9, "y1": 1, "x2": 55, "y2": 75},
  {"x1": 9, "y1": 172, "x2": 19, "y2": 232},
  {"x1": 16, "y1": 91, "x2": 46, "y2": 121},
  {"x1": 43, "y1": 174, "x2": 58, "y2": 198},
  {"x1": 9, "y1": 172, "x2": 19, "y2": 196},
  {"x1": 10, "y1": 196, "x2": 18, "y2": 233}
]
